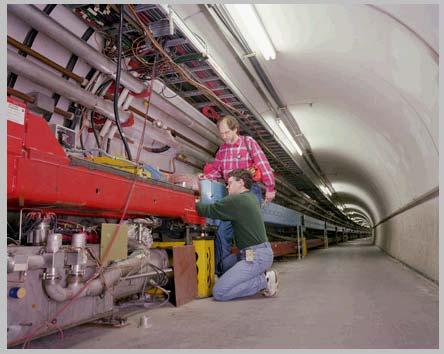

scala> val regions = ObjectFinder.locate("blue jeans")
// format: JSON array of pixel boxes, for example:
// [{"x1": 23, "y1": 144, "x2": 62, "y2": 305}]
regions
[
  {"x1": 213, "y1": 242, "x2": 273, "y2": 301},
  {"x1": 215, "y1": 183, "x2": 263, "y2": 276}
]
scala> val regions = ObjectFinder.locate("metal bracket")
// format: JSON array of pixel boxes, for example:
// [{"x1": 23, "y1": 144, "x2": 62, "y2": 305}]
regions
[{"x1": 242, "y1": 52, "x2": 256, "y2": 60}]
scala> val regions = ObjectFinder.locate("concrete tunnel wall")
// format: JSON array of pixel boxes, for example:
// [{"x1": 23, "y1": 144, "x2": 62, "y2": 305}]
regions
[{"x1": 375, "y1": 196, "x2": 439, "y2": 282}]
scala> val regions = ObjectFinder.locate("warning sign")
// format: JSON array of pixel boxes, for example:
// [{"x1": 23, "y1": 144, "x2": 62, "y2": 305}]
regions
[{"x1": 8, "y1": 102, "x2": 25, "y2": 125}]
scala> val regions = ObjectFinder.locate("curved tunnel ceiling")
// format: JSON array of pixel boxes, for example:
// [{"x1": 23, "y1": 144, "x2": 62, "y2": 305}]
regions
[{"x1": 174, "y1": 4, "x2": 438, "y2": 225}]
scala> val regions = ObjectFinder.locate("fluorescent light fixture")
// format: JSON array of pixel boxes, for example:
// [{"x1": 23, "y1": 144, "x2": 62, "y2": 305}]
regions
[
  {"x1": 277, "y1": 120, "x2": 303, "y2": 156},
  {"x1": 263, "y1": 114, "x2": 303, "y2": 157},
  {"x1": 225, "y1": 4, "x2": 276, "y2": 60},
  {"x1": 320, "y1": 185, "x2": 332, "y2": 197},
  {"x1": 160, "y1": 5, "x2": 207, "y2": 55}
]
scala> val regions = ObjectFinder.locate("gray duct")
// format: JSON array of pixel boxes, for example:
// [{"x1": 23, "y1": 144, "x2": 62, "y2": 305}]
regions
[{"x1": 8, "y1": 4, "x2": 146, "y2": 94}]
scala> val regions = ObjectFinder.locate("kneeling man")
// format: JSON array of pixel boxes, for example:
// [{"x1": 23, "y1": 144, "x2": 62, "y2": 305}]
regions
[{"x1": 196, "y1": 169, "x2": 279, "y2": 301}]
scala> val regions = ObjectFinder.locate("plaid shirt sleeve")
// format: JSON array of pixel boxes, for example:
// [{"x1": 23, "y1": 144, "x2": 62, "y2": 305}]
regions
[
  {"x1": 204, "y1": 148, "x2": 223, "y2": 180},
  {"x1": 246, "y1": 137, "x2": 275, "y2": 193}
]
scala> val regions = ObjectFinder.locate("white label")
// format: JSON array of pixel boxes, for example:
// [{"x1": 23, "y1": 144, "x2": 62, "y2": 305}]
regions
[
  {"x1": 8, "y1": 103, "x2": 25, "y2": 125},
  {"x1": 246, "y1": 249, "x2": 254, "y2": 262}
]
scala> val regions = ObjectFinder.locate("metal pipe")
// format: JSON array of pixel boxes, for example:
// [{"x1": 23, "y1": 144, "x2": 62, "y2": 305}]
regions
[
  {"x1": 7, "y1": 35, "x2": 85, "y2": 85},
  {"x1": 122, "y1": 268, "x2": 172, "y2": 280},
  {"x1": 8, "y1": 4, "x2": 146, "y2": 94},
  {"x1": 8, "y1": 50, "x2": 214, "y2": 163},
  {"x1": 121, "y1": 98, "x2": 218, "y2": 153},
  {"x1": 8, "y1": 50, "x2": 179, "y2": 150},
  {"x1": 151, "y1": 81, "x2": 222, "y2": 144},
  {"x1": 43, "y1": 250, "x2": 168, "y2": 302},
  {"x1": 374, "y1": 186, "x2": 439, "y2": 228},
  {"x1": 7, "y1": 88, "x2": 73, "y2": 119},
  {"x1": 175, "y1": 155, "x2": 204, "y2": 170},
  {"x1": 176, "y1": 137, "x2": 214, "y2": 162},
  {"x1": 275, "y1": 176, "x2": 350, "y2": 227},
  {"x1": 135, "y1": 105, "x2": 219, "y2": 152},
  {"x1": 277, "y1": 192, "x2": 344, "y2": 227},
  {"x1": 7, "y1": 255, "x2": 46, "y2": 273},
  {"x1": 8, "y1": 49, "x2": 128, "y2": 122},
  {"x1": 112, "y1": 126, "x2": 212, "y2": 161},
  {"x1": 28, "y1": 255, "x2": 47, "y2": 269}
]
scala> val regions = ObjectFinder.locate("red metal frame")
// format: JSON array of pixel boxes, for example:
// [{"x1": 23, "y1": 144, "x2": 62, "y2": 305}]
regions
[{"x1": 7, "y1": 97, "x2": 205, "y2": 225}]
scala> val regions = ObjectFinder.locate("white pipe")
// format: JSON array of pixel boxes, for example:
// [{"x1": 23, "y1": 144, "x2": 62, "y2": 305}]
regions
[
  {"x1": 107, "y1": 125, "x2": 118, "y2": 142},
  {"x1": 8, "y1": 50, "x2": 188, "y2": 154},
  {"x1": 99, "y1": 119, "x2": 113, "y2": 138},
  {"x1": 176, "y1": 138, "x2": 214, "y2": 162},
  {"x1": 118, "y1": 88, "x2": 130, "y2": 107},
  {"x1": 7, "y1": 255, "x2": 48, "y2": 273},
  {"x1": 8, "y1": 4, "x2": 146, "y2": 94},
  {"x1": 9, "y1": 50, "x2": 214, "y2": 162},
  {"x1": 122, "y1": 94, "x2": 134, "y2": 111},
  {"x1": 130, "y1": 99, "x2": 218, "y2": 152},
  {"x1": 8, "y1": 49, "x2": 129, "y2": 123},
  {"x1": 151, "y1": 80, "x2": 220, "y2": 139}
]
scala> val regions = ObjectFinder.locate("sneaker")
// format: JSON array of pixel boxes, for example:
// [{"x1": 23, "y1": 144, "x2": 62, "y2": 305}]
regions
[{"x1": 263, "y1": 270, "x2": 279, "y2": 297}]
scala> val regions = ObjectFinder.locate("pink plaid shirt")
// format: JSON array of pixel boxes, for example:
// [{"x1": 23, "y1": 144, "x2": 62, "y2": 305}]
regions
[{"x1": 205, "y1": 135, "x2": 275, "y2": 193}]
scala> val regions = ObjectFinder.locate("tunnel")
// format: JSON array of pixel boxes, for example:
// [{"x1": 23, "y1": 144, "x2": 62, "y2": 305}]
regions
[{"x1": 5, "y1": 3, "x2": 439, "y2": 349}]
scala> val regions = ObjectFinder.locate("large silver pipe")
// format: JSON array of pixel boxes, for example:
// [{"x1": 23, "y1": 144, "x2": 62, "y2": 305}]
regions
[
  {"x1": 7, "y1": 49, "x2": 176, "y2": 149},
  {"x1": 122, "y1": 268, "x2": 172, "y2": 281},
  {"x1": 8, "y1": 49, "x2": 131, "y2": 124},
  {"x1": 44, "y1": 249, "x2": 168, "y2": 302},
  {"x1": 150, "y1": 98, "x2": 222, "y2": 147},
  {"x1": 130, "y1": 98, "x2": 218, "y2": 152},
  {"x1": 8, "y1": 4, "x2": 146, "y2": 94},
  {"x1": 7, "y1": 255, "x2": 46, "y2": 273},
  {"x1": 151, "y1": 81, "x2": 222, "y2": 144},
  {"x1": 8, "y1": 49, "x2": 213, "y2": 162},
  {"x1": 176, "y1": 138, "x2": 214, "y2": 162}
]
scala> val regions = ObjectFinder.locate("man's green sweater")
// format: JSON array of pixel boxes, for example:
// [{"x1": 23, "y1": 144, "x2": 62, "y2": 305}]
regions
[{"x1": 195, "y1": 191, "x2": 268, "y2": 250}]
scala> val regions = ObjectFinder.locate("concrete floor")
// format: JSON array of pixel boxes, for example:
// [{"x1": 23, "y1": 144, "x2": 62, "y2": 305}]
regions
[{"x1": 24, "y1": 237, "x2": 438, "y2": 349}]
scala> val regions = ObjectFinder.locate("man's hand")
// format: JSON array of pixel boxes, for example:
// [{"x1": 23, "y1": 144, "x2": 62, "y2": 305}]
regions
[
  {"x1": 264, "y1": 190, "x2": 276, "y2": 205},
  {"x1": 197, "y1": 173, "x2": 205, "y2": 180}
]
